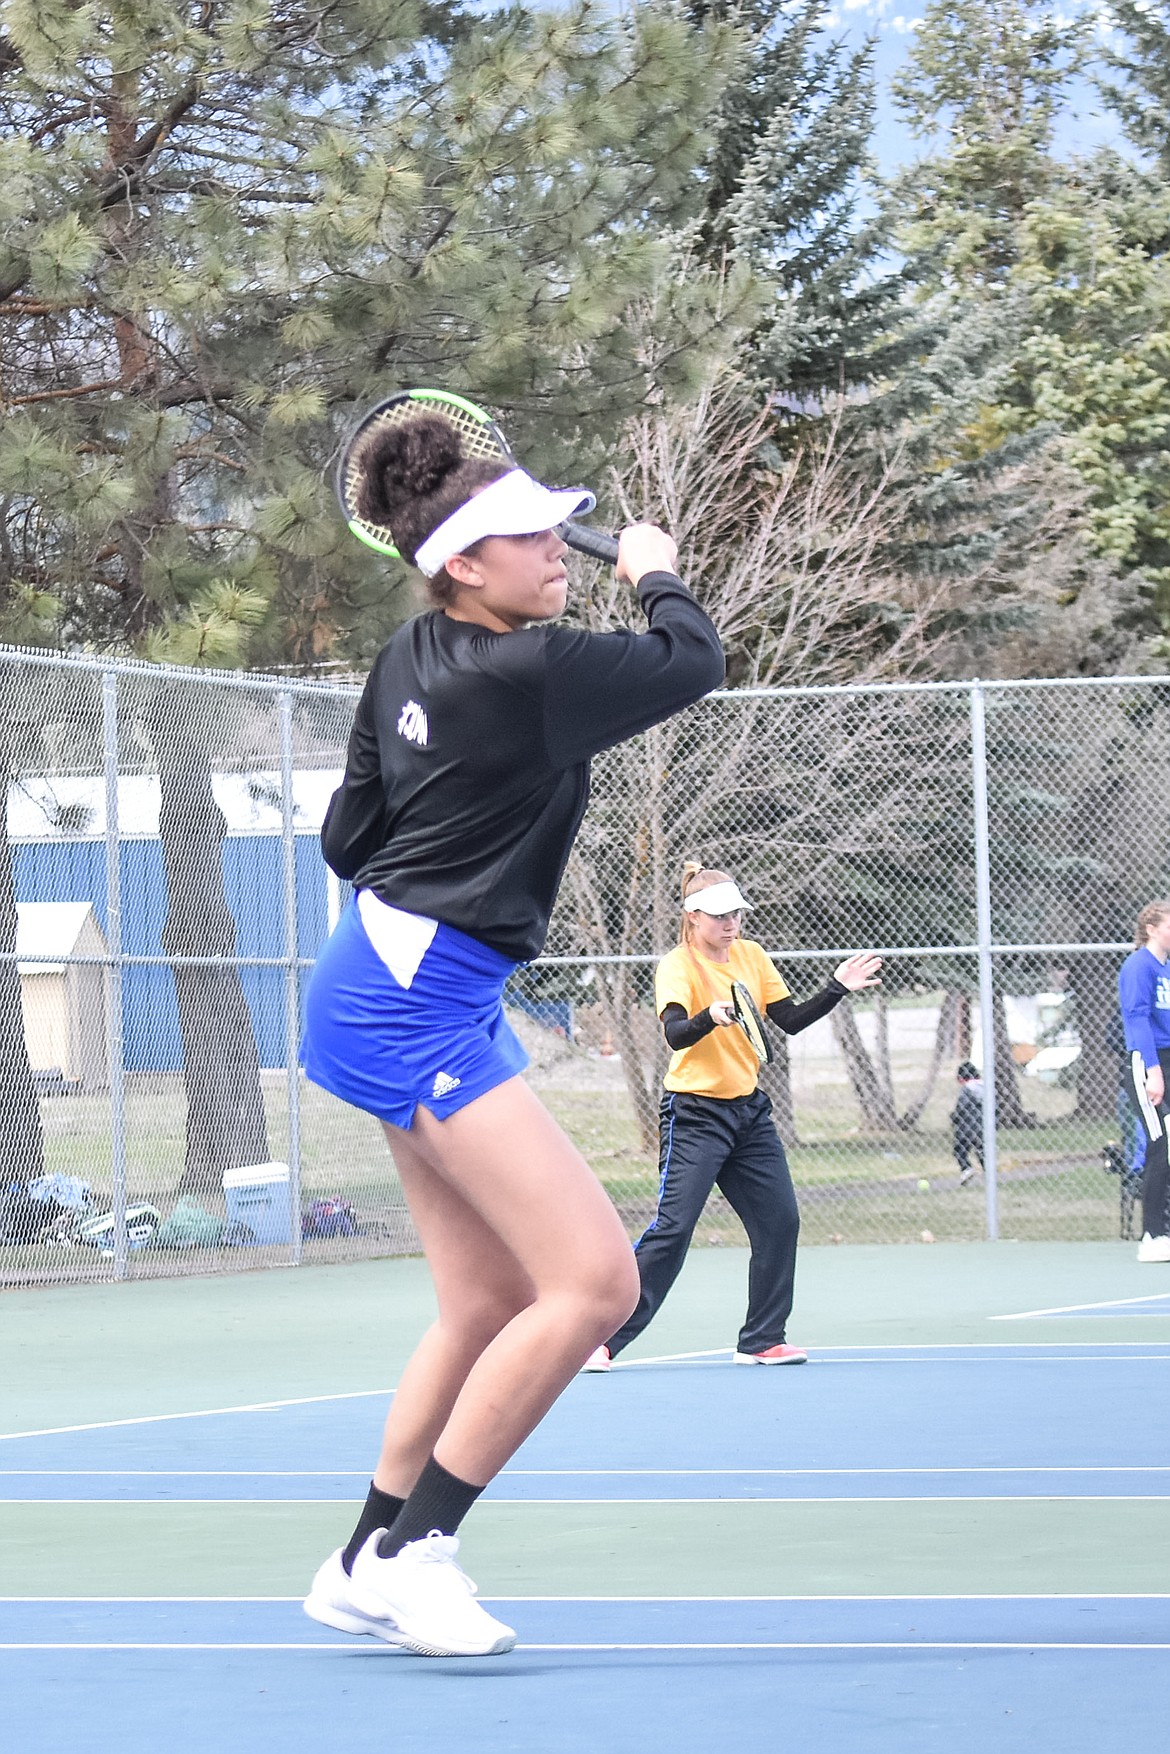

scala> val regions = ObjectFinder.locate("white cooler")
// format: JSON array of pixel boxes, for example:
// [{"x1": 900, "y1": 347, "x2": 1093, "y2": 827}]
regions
[{"x1": 222, "y1": 1161, "x2": 293, "y2": 1245}]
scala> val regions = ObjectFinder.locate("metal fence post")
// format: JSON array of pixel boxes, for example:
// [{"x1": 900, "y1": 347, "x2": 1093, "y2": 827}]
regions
[
  {"x1": 969, "y1": 680, "x2": 999, "y2": 1241},
  {"x1": 279, "y1": 689, "x2": 303, "y2": 1265},
  {"x1": 102, "y1": 671, "x2": 129, "y2": 1279}
]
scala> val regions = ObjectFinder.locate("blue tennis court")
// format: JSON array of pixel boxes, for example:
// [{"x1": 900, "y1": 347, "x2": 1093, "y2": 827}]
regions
[{"x1": 3, "y1": 1246, "x2": 1169, "y2": 1753}]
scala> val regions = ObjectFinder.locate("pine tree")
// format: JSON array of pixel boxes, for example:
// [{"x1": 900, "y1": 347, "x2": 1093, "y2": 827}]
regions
[
  {"x1": 683, "y1": 0, "x2": 893, "y2": 399},
  {"x1": 1102, "y1": 0, "x2": 1170, "y2": 172},
  {"x1": 0, "y1": 0, "x2": 744, "y2": 1191},
  {"x1": 890, "y1": 0, "x2": 1081, "y2": 287},
  {"x1": 887, "y1": 1, "x2": 1170, "y2": 642},
  {"x1": 0, "y1": 0, "x2": 744, "y2": 667},
  {"x1": 872, "y1": 0, "x2": 1146, "y2": 651}
]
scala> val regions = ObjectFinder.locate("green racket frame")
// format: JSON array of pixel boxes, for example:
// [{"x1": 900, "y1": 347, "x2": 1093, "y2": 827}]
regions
[{"x1": 336, "y1": 388, "x2": 618, "y2": 564}]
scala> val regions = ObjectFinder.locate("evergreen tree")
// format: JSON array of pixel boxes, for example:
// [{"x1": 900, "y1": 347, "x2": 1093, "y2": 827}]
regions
[
  {"x1": 0, "y1": 0, "x2": 745, "y2": 1192},
  {"x1": 0, "y1": 0, "x2": 744, "y2": 669},
  {"x1": 684, "y1": 0, "x2": 893, "y2": 399},
  {"x1": 1102, "y1": 0, "x2": 1170, "y2": 172},
  {"x1": 888, "y1": 1, "x2": 1170, "y2": 644},
  {"x1": 976, "y1": 155, "x2": 1170, "y2": 622},
  {"x1": 873, "y1": 0, "x2": 1156, "y2": 662},
  {"x1": 890, "y1": 0, "x2": 1082, "y2": 287}
]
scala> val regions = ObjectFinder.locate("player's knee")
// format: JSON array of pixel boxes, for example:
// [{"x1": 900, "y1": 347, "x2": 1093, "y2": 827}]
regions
[
  {"x1": 595, "y1": 1246, "x2": 640, "y2": 1331},
  {"x1": 559, "y1": 1245, "x2": 638, "y2": 1334}
]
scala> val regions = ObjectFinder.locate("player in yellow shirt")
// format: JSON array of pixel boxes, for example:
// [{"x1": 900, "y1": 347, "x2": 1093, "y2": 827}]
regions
[{"x1": 585, "y1": 863, "x2": 881, "y2": 1370}]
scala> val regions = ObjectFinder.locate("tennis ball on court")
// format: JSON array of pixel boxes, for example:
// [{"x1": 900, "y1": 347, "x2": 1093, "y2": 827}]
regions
[{"x1": 917, "y1": 1177, "x2": 931, "y2": 1192}]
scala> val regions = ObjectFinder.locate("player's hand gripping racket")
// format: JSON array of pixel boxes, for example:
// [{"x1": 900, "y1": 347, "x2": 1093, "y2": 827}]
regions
[
  {"x1": 730, "y1": 981, "x2": 773, "y2": 1065},
  {"x1": 337, "y1": 388, "x2": 620, "y2": 564}
]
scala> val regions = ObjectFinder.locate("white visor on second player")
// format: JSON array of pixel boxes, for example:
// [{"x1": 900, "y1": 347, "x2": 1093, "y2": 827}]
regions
[
  {"x1": 683, "y1": 881, "x2": 750, "y2": 915},
  {"x1": 413, "y1": 469, "x2": 596, "y2": 578}
]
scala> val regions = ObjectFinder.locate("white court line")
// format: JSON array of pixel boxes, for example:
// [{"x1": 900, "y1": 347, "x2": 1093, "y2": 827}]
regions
[
  {"x1": 622, "y1": 1353, "x2": 1170, "y2": 1366},
  {"x1": 3, "y1": 1342, "x2": 1167, "y2": 1445},
  {"x1": 994, "y1": 1293, "x2": 1170, "y2": 1321},
  {"x1": 810, "y1": 1355, "x2": 1170, "y2": 1365},
  {"x1": 7, "y1": 1495, "x2": 1169, "y2": 1505},
  {"x1": 627, "y1": 1347, "x2": 1170, "y2": 1361},
  {"x1": 531, "y1": 1462, "x2": 1129, "y2": 1477},
  {"x1": 1, "y1": 1640, "x2": 1166, "y2": 1652},
  {"x1": 6, "y1": 1592, "x2": 1167, "y2": 1602},
  {"x1": 0, "y1": 1465, "x2": 1157, "y2": 1477},
  {"x1": 0, "y1": 1387, "x2": 394, "y2": 1445},
  {"x1": 611, "y1": 1348, "x2": 729, "y2": 1366},
  {"x1": 5, "y1": 1465, "x2": 1170, "y2": 1477}
]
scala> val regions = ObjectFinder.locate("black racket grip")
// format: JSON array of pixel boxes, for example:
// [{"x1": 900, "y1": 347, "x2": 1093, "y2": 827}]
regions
[{"x1": 560, "y1": 520, "x2": 620, "y2": 565}]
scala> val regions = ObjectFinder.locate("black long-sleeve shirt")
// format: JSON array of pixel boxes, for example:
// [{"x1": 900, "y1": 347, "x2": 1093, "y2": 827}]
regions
[
  {"x1": 321, "y1": 572, "x2": 724, "y2": 961},
  {"x1": 661, "y1": 979, "x2": 849, "y2": 1050}
]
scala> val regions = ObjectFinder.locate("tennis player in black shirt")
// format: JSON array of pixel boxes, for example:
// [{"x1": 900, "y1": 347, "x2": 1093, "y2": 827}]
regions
[{"x1": 301, "y1": 413, "x2": 724, "y2": 1656}]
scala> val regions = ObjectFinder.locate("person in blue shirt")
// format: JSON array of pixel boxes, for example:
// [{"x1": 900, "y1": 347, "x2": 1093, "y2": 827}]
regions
[{"x1": 1118, "y1": 899, "x2": 1170, "y2": 1261}]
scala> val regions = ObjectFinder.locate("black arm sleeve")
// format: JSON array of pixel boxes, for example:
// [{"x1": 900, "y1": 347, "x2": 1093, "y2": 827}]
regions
[
  {"x1": 766, "y1": 980, "x2": 849, "y2": 1035},
  {"x1": 543, "y1": 572, "x2": 725, "y2": 768},
  {"x1": 661, "y1": 1001, "x2": 719, "y2": 1050},
  {"x1": 320, "y1": 672, "x2": 384, "y2": 880}
]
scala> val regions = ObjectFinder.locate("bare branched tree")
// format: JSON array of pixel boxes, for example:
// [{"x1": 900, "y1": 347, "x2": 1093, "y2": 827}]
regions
[{"x1": 554, "y1": 379, "x2": 952, "y2": 1146}]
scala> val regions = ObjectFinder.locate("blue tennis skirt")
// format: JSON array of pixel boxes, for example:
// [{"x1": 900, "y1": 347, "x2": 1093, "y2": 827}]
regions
[{"x1": 300, "y1": 895, "x2": 529, "y2": 1128}]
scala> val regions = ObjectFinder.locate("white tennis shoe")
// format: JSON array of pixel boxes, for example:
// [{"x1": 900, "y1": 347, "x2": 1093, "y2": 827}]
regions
[
  {"x1": 347, "y1": 1530, "x2": 516, "y2": 1657},
  {"x1": 302, "y1": 1544, "x2": 407, "y2": 1645},
  {"x1": 580, "y1": 1345, "x2": 611, "y2": 1372},
  {"x1": 1137, "y1": 1233, "x2": 1170, "y2": 1263}
]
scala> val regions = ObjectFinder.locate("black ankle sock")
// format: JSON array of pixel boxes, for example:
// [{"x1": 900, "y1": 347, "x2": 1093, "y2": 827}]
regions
[
  {"x1": 341, "y1": 1482, "x2": 406, "y2": 1576},
  {"x1": 376, "y1": 1457, "x2": 484, "y2": 1559}
]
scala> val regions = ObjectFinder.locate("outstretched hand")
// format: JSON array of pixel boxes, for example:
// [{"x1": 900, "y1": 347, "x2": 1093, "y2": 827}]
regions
[{"x1": 834, "y1": 952, "x2": 883, "y2": 992}]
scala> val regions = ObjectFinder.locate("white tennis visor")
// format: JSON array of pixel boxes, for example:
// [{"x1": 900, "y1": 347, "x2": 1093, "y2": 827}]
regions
[
  {"x1": 413, "y1": 469, "x2": 597, "y2": 578},
  {"x1": 683, "y1": 881, "x2": 750, "y2": 915}
]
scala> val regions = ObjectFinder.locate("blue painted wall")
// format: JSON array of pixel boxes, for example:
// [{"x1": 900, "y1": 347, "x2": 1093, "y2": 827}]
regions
[{"x1": 13, "y1": 836, "x2": 330, "y2": 1070}]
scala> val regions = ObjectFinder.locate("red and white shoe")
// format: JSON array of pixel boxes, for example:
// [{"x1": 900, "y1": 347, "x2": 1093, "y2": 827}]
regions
[
  {"x1": 580, "y1": 1345, "x2": 611, "y2": 1372},
  {"x1": 733, "y1": 1343, "x2": 808, "y2": 1366}
]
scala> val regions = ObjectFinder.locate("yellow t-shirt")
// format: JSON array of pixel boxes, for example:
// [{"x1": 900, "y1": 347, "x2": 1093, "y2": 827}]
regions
[{"x1": 656, "y1": 938, "x2": 791, "y2": 1098}]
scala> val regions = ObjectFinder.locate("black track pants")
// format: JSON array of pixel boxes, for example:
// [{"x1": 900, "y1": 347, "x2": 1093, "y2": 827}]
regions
[
  {"x1": 607, "y1": 1088, "x2": 800, "y2": 1358},
  {"x1": 1124, "y1": 1046, "x2": 1170, "y2": 1239}
]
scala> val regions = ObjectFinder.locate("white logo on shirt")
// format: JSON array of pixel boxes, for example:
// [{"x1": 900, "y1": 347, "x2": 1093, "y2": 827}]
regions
[
  {"x1": 397, "y1": 700, "x2": 429, "y2": 746},
  {"x1": 431, "y1": 1071, "x2": 462, "y2": 1099},
  {"x1": 1157, "y1": 977, "x2": 1170, "y2": 1011}
]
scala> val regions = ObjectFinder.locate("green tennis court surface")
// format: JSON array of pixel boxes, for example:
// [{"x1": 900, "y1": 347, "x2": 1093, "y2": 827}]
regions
[{"x1": 3, "y1": 1243, "x2": 1168, "y2": 1752}]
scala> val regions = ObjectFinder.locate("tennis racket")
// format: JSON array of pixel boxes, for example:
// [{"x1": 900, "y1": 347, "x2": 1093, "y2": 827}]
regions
[
  {"x1": 730, "y1": 980, "x2": 773, "y2": 1065},
  {"x1": 336, "y1": 388, "x2": 620, "y2": 564}
]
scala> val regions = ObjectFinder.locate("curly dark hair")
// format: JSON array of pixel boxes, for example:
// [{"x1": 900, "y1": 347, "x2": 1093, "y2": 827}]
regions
[{"x1": 350, "y1": 413, "x2": 509, "y2": 603}]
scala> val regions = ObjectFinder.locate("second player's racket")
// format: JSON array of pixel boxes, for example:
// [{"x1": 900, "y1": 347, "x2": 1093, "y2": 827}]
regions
[
  {"x1": 336, "y1": 388, "x2": 620, "y2": 564},
  {"x1": 730, "y1": 980, "x2": 773, "y2": 1065}
]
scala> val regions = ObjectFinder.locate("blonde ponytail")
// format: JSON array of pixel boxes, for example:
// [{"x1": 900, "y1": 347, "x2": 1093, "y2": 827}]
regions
[{"x1": 678, "y1": 860, "x2": 733, "y2": 944}]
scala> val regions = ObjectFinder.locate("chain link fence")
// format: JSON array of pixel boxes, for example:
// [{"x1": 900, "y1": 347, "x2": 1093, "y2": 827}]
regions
[{"x1": 1, "y1": 648, "x2": 1164, "y2": 1287}]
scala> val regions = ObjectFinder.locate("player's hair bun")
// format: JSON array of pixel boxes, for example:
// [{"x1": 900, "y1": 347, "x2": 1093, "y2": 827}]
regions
[{"x1": 357, "y1": 415, "x2": 464, "y2": 527}]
